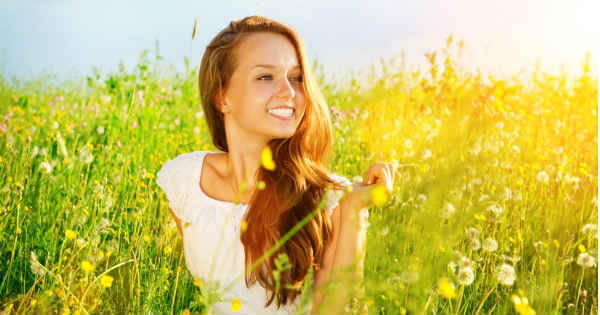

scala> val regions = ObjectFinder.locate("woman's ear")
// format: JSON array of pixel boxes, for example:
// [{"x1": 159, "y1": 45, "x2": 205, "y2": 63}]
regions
[{"x1": 214, "y1": 90, "x2": 230, "y2": 114}]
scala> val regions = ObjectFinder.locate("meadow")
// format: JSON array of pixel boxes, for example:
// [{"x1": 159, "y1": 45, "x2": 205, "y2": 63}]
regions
[{"x1": 0, "y1": 37, "x2": 597, "y2": 314}]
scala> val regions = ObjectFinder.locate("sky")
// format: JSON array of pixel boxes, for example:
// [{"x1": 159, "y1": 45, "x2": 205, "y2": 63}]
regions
[{"x1": 1, "y1": 0, "x2": 598, "y2": 84}]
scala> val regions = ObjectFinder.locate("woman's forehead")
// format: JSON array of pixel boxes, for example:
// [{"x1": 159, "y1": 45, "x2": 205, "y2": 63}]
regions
[{"x1": 235, "y1": 33, "x2": 300, "y2": 71}]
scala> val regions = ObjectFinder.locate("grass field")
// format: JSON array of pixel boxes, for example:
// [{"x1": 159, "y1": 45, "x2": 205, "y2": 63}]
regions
[{"x1": 0, "y1": 38, "x2": 597, "y2": 314}]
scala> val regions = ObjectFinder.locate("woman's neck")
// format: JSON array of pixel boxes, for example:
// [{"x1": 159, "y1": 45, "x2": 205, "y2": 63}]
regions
[{"x1": 224, "y1": 142, "x2": 264, "y2": 195}]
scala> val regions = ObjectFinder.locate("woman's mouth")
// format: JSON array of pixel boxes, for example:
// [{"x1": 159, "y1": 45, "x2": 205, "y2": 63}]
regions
[{"x1": 267, "y1": 108, "x2": 294, "y2": 120}]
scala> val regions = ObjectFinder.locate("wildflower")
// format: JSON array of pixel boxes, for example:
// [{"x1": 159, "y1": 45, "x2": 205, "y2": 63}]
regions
[
  {"x1": 536, "y1": 171, "x2": 549, "y2": 183},
  {"x1": 581, "y1": 224, "x2": 597, "y2": 237},
  {"x1": 65, "y1": 229, "x2": 77, "y2": 240},
  {"x1": 96, "y1": 126, "x2": 105, "y2": 135},
  {"x1": 231, "y1": 298, "x2": 242, "y2": 312},
  {"x1": 441, "y1": 202, "x2": 455, "y2": 219},
  {"x1": 576, "y1": 253, "x2": 596, "y2": 268},
  {"x1": 256, "y1": 181, "x2": 266, "y2": 190},
  {"x1": 182, "y1": 309, "x2": 191, "y2": 315},
  {"x1": 400, "y1": 270, "x2": 419, "y2": 284},
  {"x1": 465, "y1": 227, "x2": 480, "y2": 240},
  {"x1": 240, "y1": 220, "x2": 248, "y2": 233},
  {"x1": 486, "y1": 204, "x2": 503, "y2": 217},
  {"x1": 437, "y1": 278, "x2": 456, "y2": 299},
  {"x1": 370, "y1": 184, "x2": 388, "y2": 206},
  {"x1": 497, "y1": 264, "x2": 516, "y2": 286},
  {"x1": 512, "y1": 294, "x2": 536, "y2": 315},
  {"x1": 458, "y1": 256, "x2": 473, "y2": 269},
  {"x1": 482, "y1": 237, "x2": 498, "y2": 252},
  {"x1": 99, "y1": 275, "x2": 114, "y2": 288},
  {"x1": 30, "y1": 251, "x2": 46, "y2": 276},
  {"x1": 260, "y1": 146, "x2": 275, "y2": 170},
  {"x1": 457, "y1": 267, "x2": 475, "y2": 285},
  {"x1": 422, "y1": 149, "x2": 432, "y2": 159},
  {"x1": 81, "y1": 260, "x2": 94, "y2": 273},
  {"x1": 468, "y1": 238, "x2": 481, "y2": 251},
  {"x1": 75, "y1": 239, "x2": 86, "y2": 248},
  {"x1": 79, "y1": 146, "x2": 94, "y2": 164}
]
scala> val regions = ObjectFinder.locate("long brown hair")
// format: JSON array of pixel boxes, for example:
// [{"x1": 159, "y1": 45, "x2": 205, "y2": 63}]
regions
[{"x1": 198, "y1": 15, "x2": 344, "y2": 308}]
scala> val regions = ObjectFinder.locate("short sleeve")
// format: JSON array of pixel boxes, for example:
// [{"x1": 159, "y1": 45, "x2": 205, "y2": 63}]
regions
[
  {"x1": 323, "y1": 173, "x2": 352, "y2": 217},
  {"x1": 156, "y1": 152, "x2": 198, "y2": 223}
]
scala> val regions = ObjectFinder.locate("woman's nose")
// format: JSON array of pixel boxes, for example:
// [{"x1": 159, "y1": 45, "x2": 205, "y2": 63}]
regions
[{"x1": 276, "y1": 77, "x2": 295, "y2": 99}]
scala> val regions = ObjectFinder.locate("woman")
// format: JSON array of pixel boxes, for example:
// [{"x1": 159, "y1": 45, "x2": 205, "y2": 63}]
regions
[{"x1": 157, "y1": 15, "x2": 395, "y2": 314}]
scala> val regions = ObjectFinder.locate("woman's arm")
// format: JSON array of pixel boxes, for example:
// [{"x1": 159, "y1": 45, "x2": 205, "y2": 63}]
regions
[
  {"x1": 311, "y1": 162, "x2": 396, "y2": 314},
  {"x1": 311, "y1": 185, "x2": 370, "y2": 315},
  {"x1": 168, "y1": 207, "x2": 183, "y2": 238}
]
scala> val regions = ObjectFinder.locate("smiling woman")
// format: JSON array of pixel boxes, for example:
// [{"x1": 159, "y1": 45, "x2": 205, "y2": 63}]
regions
[{"x1": 156, "y1": 15, "x2": 395, "y2": 315}]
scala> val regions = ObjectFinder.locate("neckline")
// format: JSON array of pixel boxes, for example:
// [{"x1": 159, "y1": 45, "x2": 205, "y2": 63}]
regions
[{"x1": 196, "y1": 151, "x2": 249, "y2": 207}]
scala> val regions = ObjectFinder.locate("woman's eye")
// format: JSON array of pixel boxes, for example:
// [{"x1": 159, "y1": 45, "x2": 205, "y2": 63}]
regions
[
  {"x1": 258, "y1": 75, "x2": 272, "y2": 80},
  {"x1": 291, "y1": 76, "x2": 303, "y2": 83}
]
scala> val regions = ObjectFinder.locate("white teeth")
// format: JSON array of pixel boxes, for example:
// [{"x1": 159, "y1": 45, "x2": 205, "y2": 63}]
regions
[{"x1": 268, "y1": 108, "x2": 294, "y2": 117}]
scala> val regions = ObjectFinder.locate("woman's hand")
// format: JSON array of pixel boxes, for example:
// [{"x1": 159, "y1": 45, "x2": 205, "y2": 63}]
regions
[
  {"x1": 342, "y1": 161, "x2": 397, "y2": 210},
  {"x1": 361, "y1": 161, "x2": 396, "y2": 193}
]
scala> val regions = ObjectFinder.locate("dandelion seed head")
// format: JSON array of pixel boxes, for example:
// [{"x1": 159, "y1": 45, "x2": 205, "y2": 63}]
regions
[
  {"x1": 577, "y1": 253, "x2": 596, "y2": 268},
  {"x1": 457, "y1": 267, "x2": 475, "y2": 285},
  {"x1": 497, "y1": 264, "x2": 516, "y2": 286},
  {"x1": 482, "y1": 237, "x2": 498, "y2": 252}
]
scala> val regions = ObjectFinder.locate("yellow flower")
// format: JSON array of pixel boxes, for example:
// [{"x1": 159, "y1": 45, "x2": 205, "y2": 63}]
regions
[
  {"x1": 143, "y1": 235, "x2": 151, "y2": 242},
  {"x1": 182, "y1": 309, "x2": 191, "y2": 315},
  {"x1": 261, "y1": 146, "x2": 276, "y2": 171},
  {"x1": 231, "y1": 298, "x2": 242, "y2": 312},
  {"x1": 164, "y1": 246, "x2": 172, "y2": 255},
  {"x1": 370, "y1": 184, "x2": 388, "y2": 206},
  {"x1": 256, "y1": 180, "x2": 266, "y2": 190},
  {"x1": 578, "y1": 244, "x2": 586, "y2": 253},
  {"x1": 438, "y1": 278, "x2": 456, "y2": 299},
  {"x1": 65, "y1": 229, "x2": 77, "y2": 240},
  {"x1": 240, "y1": 220, "x2": 248, "y2": 233},
  {"x1": 100, "y1": 275, "x2": 114, "y2": 288},
  {"x1": 193, "y1": 278, "x2": 202, "y2": 287},
  {"x1": 81, "y1": 260, "x2": 94, "y2": 273},
  {"x1": 512, "y1": 295, "x2": 536, "y2": 315}
]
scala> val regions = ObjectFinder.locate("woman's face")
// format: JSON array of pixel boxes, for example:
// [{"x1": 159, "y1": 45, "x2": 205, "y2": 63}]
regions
[{"x1": 220, "y1": 32, "x2": 306, "y2": 142}]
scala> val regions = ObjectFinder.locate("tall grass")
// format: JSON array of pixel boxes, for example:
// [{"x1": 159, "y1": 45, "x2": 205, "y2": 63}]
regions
[{"x1": 0, "y1": 37, "x2": 597, "y2": 314}]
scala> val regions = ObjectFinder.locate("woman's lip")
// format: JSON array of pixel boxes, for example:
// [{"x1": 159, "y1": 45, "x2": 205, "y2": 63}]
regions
[{"x1": 268, "y1": 111, "x2": 294, "y2": 121}]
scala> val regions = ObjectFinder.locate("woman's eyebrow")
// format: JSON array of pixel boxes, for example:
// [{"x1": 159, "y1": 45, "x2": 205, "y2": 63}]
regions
[{"x1": 251, "y1": 64, "x2": 301, "y2": 70}]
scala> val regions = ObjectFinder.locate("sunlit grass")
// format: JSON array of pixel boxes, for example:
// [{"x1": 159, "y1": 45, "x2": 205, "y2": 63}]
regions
[{"x1": 0, "y1": 38, "x2": 597, "y2": 314}]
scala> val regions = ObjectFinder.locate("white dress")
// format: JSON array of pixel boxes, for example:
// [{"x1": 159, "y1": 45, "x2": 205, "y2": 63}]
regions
[{"x1": 156, "y1": 151, "x2": 352, "y2": 315}]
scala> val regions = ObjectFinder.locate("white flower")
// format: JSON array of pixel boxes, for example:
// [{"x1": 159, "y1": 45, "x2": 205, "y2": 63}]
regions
[
  {"x1": 487, "y1": 204, "x2": 504, "y2": 217},
  {"x1": 497, "y1": 264, "x2": 516, "y2": 286},
  {"x1": 404, "y1": 139, "x2": 413, "y2": 150},
  {"x1": 31, "y1": 146, "x2": 39, "y2": 158},
  {"x1": 400, "y1": 270, "x2": 419, "y2": 284},
  {"x1": 501, "y1": 188, "x2": 512, "y2": 200},
  {"x1": 466, "y1": 227, "x2": 481, "y2": 240},
  {"x1": 448, "y1": 261, "x2": 458, "y2": 273},
  {"x1": 193, "y1": 127, "x2": 200, "y2": 135},
  {"x1": 582, "y1": 224, "x2": 597, "y2": 237},
  {"x1": 417, "y1": 194, "x2": 427, "y2": 202},
  {"x1": 422, "y1": 149, "x2": 432, "y2": 159},
  {"x1": 30, "y1": 251, "x2": 46, "y2": 276},
  {"x1": 482, "y1": 237, "x2": 498, "y2": 252},
  {"x1": 442, "y1": 202, "x2": 456, "y2": 219},
  {"x1": 458, "y1": 256, "x2": 474, "y2": 269},
  {"x1": 457, "y1": 267, "x2": 475, "y2": 285},
  {"x1": 577, "y1": 253, "x2": 596, "y2": 268},
  {"x1": 79, "y1": 146, "x2": 94, "y2": 164},
  {"x1": 536, "y1": 171, "x2": 549, "y2": 183},
  {"x1": 468, "y1": 238, "x2": 481, "y2": 251},
  {"x1": 195, "y1": 111, "x2": 204, "y2": 119},
  {"x1": 96, "y1": 126, "x2": 105, "y2": 135},
  {"x1": 39, "y1": 161, "x2": 53, "y2": 174}
]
